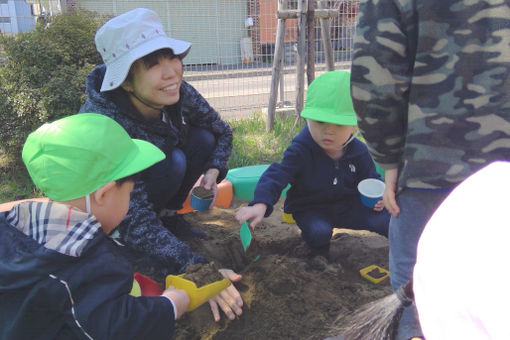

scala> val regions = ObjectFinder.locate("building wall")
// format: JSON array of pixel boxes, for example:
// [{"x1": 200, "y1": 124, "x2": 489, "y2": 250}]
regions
[
  {"x1": 0, "y1": 0, "x2": 35, "y2": 34},
  {"x1": 13, "y1": 0, "x2": 34, "y2": 32},
  {"x1": 258, "y1": 0, "x2": 296, "y2": 44},
  {"x1": 75, "y1": 0, "x2": 247, "y2": 66},
  {"x1": 0, "y1": 0, "x2": 17, "y2": 33}
]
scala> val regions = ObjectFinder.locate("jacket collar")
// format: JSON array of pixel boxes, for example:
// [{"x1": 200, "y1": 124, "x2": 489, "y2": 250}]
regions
[{"x1": 6, "y1": 201, "x2": 102, "y2": 257}]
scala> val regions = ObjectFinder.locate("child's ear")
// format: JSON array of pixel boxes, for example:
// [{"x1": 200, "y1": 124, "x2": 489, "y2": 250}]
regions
[{"x1": 93, "y1": 182, "x2": 117, "y2": 206}]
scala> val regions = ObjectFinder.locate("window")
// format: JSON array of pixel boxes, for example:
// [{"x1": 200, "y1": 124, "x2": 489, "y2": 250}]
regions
[
  {"x1": 0, "y1": 17, "x2": 11, "y2": 24},
  {"x1": 0, "y1": 0, "x2": 7, "y2": 4}
]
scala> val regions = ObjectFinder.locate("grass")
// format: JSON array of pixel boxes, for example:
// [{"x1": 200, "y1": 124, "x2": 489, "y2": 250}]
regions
[
  {"x1": 0, "y1": 112, "x2": 305, "y2": 204},
  {"x1": 227, "y1": 112, "x2": 305, "y2": 169}
]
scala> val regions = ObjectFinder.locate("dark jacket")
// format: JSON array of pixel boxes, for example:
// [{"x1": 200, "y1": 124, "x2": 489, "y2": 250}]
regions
[
  {"x1": 79, "y1": 65, "x2": 221, "y2": 274},
  {"x1": 251, "y1": 127, "x2": 380, "y2": 216},
  {"x1": 0, "y1": 201, "x2": 175, "y2": 339}
]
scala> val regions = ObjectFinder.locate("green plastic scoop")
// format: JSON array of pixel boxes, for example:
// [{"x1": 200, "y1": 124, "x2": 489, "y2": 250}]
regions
[
  {"x1": 240, "y1": 221, "x2": 260, "y2": 261},
  {"x1": 240, "y1": 221, "x2": 252, "y2": 252}
]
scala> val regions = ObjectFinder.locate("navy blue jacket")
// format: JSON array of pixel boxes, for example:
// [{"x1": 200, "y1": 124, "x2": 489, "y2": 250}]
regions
[
  {"x1": 251, "y1": 127, "x2": 380, "y2": 216},
  {"x1": 0, "y1": 202, "x2": 175, "y2": 339},
  {"x1": 79, "y1": 65, "x2": 217, "y2": 274}
]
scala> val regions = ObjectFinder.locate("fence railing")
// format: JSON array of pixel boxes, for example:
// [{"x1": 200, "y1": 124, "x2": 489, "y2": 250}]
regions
[{"x1": 1, "y1": 0, "x2": 359, "y2": 119}]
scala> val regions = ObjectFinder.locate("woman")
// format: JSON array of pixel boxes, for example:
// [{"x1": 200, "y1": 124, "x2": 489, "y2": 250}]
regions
[{"x1": 80, "y1": 8, "x2": 242, "y2": 322}]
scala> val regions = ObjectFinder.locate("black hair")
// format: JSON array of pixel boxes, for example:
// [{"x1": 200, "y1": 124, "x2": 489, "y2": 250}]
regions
[
  {"x1": 124, "y1": 48, "x2": 181, "y2": 83},
  {"x1": 115, "y1": 172, "x2": 141, "y2": 186}
]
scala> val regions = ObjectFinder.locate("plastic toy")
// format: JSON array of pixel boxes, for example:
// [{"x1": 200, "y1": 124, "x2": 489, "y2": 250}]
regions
[
  {"x1": 227, "y1": 164, "x2": 270, "y2": 200},
  {"x1": 190, "y1": 186, "x2": 214, "y2": 211},
  {"x1": 133, "y1": 272, "x2": 164, "y2": 296},
  {"x1": 165, "y1": 274, "x2": 230, "y2": 311},
  {"x1": 240, "y1": 221, "x2": 253, "y2": 251},
  {"x1": 130, "y1": 279, "x2": 142, "y2": 297},
  {"x1": 281, "y1": 211, "x2": 296, "y2": 224},
  {"x1": 359, "y1": 265, "x2": 389, "y2": 284},
  {"x1": 239, "y1": 221, "x2": 260, "y2": 262},
  {"x1": 357, "y1": 178, "x2": 385, "y2": 208},
  {"x1": 226, "y1": 164, "x2": 290, "y2": 201},
  {"x1": 178, "y1": 179, "x2": 233, "y2": 213}
]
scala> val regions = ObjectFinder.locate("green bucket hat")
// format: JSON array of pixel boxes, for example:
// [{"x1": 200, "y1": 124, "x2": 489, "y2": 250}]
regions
[
  {"x1": 22, "y1": 113, "x2": 165, "y2": 201},
  {"x1": 300, "y1": 70, "x2": 357, "y2": 126}
]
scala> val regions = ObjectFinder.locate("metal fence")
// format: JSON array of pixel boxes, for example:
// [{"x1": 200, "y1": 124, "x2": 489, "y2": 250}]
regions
[{"x1": 1, "y1": 0, "x2": 359, "y2": 120}]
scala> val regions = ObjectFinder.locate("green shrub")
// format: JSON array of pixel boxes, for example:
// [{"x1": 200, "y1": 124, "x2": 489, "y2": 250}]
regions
[{"x1": 0, "y1": 10, "x2": 106, "y2": 164}]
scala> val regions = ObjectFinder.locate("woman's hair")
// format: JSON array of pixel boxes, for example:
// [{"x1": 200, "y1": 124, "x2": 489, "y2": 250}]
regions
[{"x1": 125, "y1": 48, "x2": 181, "y2": 83}]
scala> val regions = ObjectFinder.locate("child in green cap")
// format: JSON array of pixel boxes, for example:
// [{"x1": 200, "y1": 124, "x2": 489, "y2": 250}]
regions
[
  {"x1": 0, "y1": 114, "x2": 190, "y2": 339},
  {"x1": 236, "y1": 71, "x2": 389, "y2": 258}
]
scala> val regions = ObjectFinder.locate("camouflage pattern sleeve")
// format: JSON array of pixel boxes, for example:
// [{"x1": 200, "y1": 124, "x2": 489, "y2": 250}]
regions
[
  {"x1": 351, "y1": 0, "x2": 510, "y2": 189},
  {"x1": 350, "y1": 0, "x2": 417, "y2": 169}
]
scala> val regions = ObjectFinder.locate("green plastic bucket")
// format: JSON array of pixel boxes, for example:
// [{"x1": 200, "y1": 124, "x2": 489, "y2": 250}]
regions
[{"x1": 227, "y1": 164, "x2": 290, "y2": 201}]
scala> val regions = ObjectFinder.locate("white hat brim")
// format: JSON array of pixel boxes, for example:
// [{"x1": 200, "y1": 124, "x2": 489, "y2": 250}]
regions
[{"x1": 100, "y1": 35, "x2": 191, "y2": 92}]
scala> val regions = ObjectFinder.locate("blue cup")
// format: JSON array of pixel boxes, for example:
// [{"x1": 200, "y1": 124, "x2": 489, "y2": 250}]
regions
[
  {"x1": 190, "y1": 187, "x2": 214, "y2": 211},
  {"x1": 357, "y1": 178, "x2": 385, "y2": 208}
]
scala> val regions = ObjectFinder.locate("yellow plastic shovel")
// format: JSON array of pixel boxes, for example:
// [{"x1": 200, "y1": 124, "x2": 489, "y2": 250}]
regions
[{"x1": 165, "y1": 274, "x2": 230, "y2": 311}]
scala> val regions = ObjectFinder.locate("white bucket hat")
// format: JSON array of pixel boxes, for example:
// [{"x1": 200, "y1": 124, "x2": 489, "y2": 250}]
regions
[{"x1": 95, "y1": 8, "x2": 191, "y2": 92}]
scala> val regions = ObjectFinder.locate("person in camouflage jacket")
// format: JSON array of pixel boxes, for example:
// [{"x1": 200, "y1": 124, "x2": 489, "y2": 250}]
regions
[{"x1": 351, "y1": 1, "x2": 510, "y2": 338}]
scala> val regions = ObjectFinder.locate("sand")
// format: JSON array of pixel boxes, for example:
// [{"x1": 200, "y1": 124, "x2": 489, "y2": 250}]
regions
[{"x1": 141, "y1": 197, "x2": 392, "y2": 339}]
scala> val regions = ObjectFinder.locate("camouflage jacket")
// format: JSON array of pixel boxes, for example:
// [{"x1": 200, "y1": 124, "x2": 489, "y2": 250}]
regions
[{"x1": 351, "y1": 0, "x2": 510, "y2": 189}]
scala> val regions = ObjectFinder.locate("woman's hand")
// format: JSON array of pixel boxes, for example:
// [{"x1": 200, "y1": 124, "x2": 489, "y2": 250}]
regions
[
  {"x1": 200, "y1": 168, "x2": 220, "y2": 207},
  {"x1": 208, "y1": 269, "x2": 243, "y2": 322},
  {"x1": 201, "y1": 168, "x2": 220, "y2": 190}
]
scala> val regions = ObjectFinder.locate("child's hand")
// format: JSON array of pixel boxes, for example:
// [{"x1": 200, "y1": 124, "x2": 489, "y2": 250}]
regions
[
  {"x1": 235, "y1": 203, "x2": 267, "y2": 229},
  {"x1": 161, "y1": 286, "x2": 190, "y2": 319},
  {"x1": 373, "y1": 199, "x2": 384, "y2": 212},
  {"x1": 208, "y1": 269, "x2": 244, "y2": 322}
]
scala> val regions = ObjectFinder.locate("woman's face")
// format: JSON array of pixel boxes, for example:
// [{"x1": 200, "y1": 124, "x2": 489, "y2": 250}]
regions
[{"x1": 123, "y1": 55, "x2": 183, "y2": 116}]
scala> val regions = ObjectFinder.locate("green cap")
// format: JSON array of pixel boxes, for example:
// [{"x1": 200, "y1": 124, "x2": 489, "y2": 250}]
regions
[
  {"x1": 300, "y1": 70, "x2": 357, "y2": 126},
  {"x1": 22, "y1": 113, "x2": 165, "y2": 201}
]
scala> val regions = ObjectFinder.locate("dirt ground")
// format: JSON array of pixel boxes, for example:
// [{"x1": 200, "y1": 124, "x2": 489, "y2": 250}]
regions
[{"x1": 167, "y1": 197, "x2": 392, "y2": 339}]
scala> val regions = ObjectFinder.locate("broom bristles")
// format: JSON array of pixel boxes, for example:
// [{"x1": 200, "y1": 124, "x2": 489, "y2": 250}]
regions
[{"x1": 328, "y1": 291, "x2": 405, "y2": 340}]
